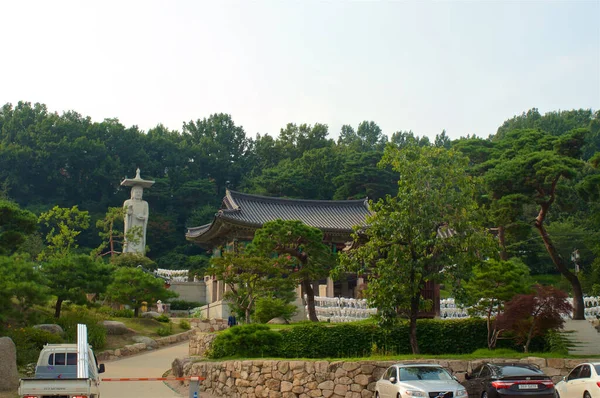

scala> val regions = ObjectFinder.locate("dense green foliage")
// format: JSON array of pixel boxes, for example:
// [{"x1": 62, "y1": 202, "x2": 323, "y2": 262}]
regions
[
  {"x1": 208, "y1": 319, "x2": 548, "y2": 359},
  {"x1": 168, "y1": 299, "x2": 204, "y2": 311},
  {"x1": 208, "y1": 324, "x2": 282, "y2": 359},
  {"x1": 55, "y1": 307, "x2": 107, "y2": 350},
  {"x1": 4, "y1": 327, "x2": 63, "y2": 366}
]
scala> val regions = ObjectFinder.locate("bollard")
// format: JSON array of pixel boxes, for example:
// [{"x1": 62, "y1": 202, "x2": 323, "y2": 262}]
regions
[{"x1": 189, "y1": 376, "x2": 200, "y2": 398}]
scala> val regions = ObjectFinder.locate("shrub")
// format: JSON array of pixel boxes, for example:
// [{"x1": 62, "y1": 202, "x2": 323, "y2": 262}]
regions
[
  {"x1": 179, "y1": 319, "x2": 191, "y2": 330},
  {"x1": 208, "y1": 324, "x2": 282, "y2": 359},
  {"x1": 157, "y1": 324, "x2": 172, "y2": 337},
  {"x1": 5, "y1": 327, "x2": 63, "y2": 366},
  {"x1": 97, "y1": 306, "x2": 135, "y2": 318},
  {"x1": 56, "y1": 308, "x2": 107, "y2": 350},
  {"x1": 253, "y1": 298, "x2": 297, "y2": 324},
  {"x1": 544, "y1": 329, "x2": 572, "y2": 355},
  {"x1": 168, "y1": 300, "x2": 204, "y2": 311},
  {"x1": 156, "y1": 314, "x2": 170, "y2": 323},
  {"x1": 279, "y1": 323, "x2": 376, "y2": 358}
]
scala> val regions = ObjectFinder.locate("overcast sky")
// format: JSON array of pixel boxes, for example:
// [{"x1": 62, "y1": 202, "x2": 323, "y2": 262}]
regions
[{"x1": 1, "y1": 0, "x2": 599, "y2": 140}]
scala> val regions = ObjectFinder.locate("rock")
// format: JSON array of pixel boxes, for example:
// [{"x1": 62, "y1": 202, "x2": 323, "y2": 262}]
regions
[
  {"x1": 267, "y1": 317, "x2": 289, "y2": 325},
  {"x1": 33, "y1": 324, "x2": 64, "y2": 335},
  {"x1": 102, "y1": 320, "x2": 130, "y2": 335},
  {"x1": 131, "y1": 336, "x2": 158, "y2": 348},
  {"x1": 142, "y1": 311, "x2": 161, "y2": 318},
  {"x1": 0, "y1": 337, "x2": 19, "y2": 391}
]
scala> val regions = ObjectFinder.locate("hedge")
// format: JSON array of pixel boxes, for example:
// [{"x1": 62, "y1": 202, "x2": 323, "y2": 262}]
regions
[{"x1": 209, "y1": 318, "x2": 522, "y2": 359}]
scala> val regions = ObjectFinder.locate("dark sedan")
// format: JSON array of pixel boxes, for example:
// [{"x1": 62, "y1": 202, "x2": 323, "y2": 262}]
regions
[{"x1": 462, "y1": 363, "x2": 554, "y2": 398}]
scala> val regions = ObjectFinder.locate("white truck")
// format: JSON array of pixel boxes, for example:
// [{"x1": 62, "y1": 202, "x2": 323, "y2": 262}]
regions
[{"x1": 18, "y1": 324, "x2": 105, "y2": 398}]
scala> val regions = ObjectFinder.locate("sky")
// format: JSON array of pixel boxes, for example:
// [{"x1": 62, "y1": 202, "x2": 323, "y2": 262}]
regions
[{"x1": 1, "y1": 0, "x2": 599, "y2": 141}]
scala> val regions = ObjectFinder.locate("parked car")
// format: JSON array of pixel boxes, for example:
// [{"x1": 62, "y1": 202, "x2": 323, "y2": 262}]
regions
[
  {"x1": 555, "y1": 362, "x2": 600, "y2": 398},
  {"x1": 375, "y1": 363, "x2": 467, "y2": 398},
  {"x1": 462, "y1": 363, "x2": 554, "y2": 398}
]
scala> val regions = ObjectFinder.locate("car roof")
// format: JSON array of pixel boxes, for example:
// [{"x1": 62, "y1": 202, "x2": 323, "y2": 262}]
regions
[{"x1": 393, "y1": 364, "x2": 444, "y2": 368}]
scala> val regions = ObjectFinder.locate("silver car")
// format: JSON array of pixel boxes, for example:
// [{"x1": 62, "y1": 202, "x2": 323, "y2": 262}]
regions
[{"x1": 376, "y1": 364, "x2": 468, "y2": 398}]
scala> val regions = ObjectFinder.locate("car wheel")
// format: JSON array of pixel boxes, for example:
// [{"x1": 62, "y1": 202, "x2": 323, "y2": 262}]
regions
[
  {"x1": 554, "y1": 391, "x2": 560, "y2": 398},
  {"x1": 482, "y1": 392, "x2": 488, "y2": 398},
  {"x1": 583, "y1": 392, "x2": 591, "y2": 398},
  {"x1": 375, "y1": 393, "x2": 379, "y2": 398}
]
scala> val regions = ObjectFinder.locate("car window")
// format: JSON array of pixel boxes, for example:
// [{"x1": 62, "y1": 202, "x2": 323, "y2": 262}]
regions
[
  {"x1": 567, "y1": 366, "x2": 581, "y2": 381},
  {"x1": 594, "y1": 365, "x2": 600, "y2": 375},
  {"x1": 470, "y1": 365, "x2": 482, "y2": 378},
  {"x1": 495, "y1": 365, "x2": 542, "y2": 377},
  {"x1": 66, "y1": 353, "x2": 77, "y2": 365},
  {"x1": 384, "y1": 367, "x2": 393, "y2": 380},
  {"x1": 400, "y1": 367, "x2": 453, "y2": 381},
  {"x1": 51, "y1": 353, "x2": 66, "y2": 365},
  {"x1": 391, "y1": 367, "x2": 398, "y2": 380},
  {"x1": 579, "y1": 365, "x2": 591, "y2": 379},
  {"x1": 479, "y1": 366, "x2": 490, "y2": 378}
]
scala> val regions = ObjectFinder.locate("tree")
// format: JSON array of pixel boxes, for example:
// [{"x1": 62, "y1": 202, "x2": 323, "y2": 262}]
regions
[
  {"x1": 484, "y1": 128, "x2": 588, "y2": 319},
  {"x1": 94, "y1": 207, "x2": 125, "y2": 258},
  {"x1": 38, "y1": 205, "x2": 90, "y2": 260},
  {"x1": 208, "y1": 248, "x2": 296, "y2": 323},
  {"x1": 462, "y1": 258, "x2": 532, "y2": 349},
  {"x1": 0, "y1": 199, "x2": 37, "y2": 255},
  {"x1": 0, "y1": 254, "x2": 49, "y2": 322},
  {"x1": 339, "y1": 145, "x2": 493, "y2": 354},
  {"x1": 253, "y1": 220, "x2": 334, "y2": 322},
  {"x1": 106, "y1": 267, "x2": 177, "y2": 317},
  {"x1": 499, "y1": 285, "x2": 572, "y2": 353},
  {"x1": 42, "y1": 254, "x2": 113, "y2": 318}
]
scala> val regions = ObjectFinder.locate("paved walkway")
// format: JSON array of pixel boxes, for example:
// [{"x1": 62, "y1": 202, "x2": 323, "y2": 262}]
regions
[
  {"x1": 100, "y1": 342, "x2": 191, "y2": 398},
  {"x1": 564, "y1": 319, "x2": 600, "y2": 355}
]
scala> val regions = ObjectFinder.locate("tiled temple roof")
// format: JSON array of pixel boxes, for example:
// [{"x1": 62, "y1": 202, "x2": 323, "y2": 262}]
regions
[{"x1": 186, "y1": 190, "x2": 371, "y2": 244}]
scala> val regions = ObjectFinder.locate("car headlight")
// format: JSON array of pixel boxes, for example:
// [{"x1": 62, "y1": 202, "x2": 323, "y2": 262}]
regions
[
  {"x1": 456, "y1": 389, "x2": 468, "y2": 397},
  {"x1": 405, "y1": 390, "x2": 427, "y2": 397}
]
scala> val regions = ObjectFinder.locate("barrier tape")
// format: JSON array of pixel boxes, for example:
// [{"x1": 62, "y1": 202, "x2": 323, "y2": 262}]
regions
[{"x1": 102, "y1": 376, "x2": 205, "y2": 382}]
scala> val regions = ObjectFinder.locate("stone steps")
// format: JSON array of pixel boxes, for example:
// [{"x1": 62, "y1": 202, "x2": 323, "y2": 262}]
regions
[{"x1": 563, "y1": 319, "x2": 600, "y2": 355}]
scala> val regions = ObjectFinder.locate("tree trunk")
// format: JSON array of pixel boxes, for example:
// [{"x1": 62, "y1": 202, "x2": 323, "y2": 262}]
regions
[
  {"x1": 245, "y1": 307, "x2": 251, "y2": 324},
  {"x1": 54, "y1": 297, "x2": 63, "y2": 318},
  {"x1": 534, "y1": 203, "x2": 585, "y2": 320},
  {"x1": 498, "y1": 225, "x2": 508, "y2": 261},
  {"x1": 409, "y1": 294, "x2": 420, "y2": 354},
  {"x1": 134, "y1": 306, "x2": 139, "y2": 317},
  {"x1": 302, "y1": 279, "x2": 319, "y2": 322}
]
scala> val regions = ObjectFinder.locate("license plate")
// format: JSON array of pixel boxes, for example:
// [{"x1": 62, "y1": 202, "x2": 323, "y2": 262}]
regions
[{"x1": 518, "y1": 384, "x2": 538, "y2": 389}]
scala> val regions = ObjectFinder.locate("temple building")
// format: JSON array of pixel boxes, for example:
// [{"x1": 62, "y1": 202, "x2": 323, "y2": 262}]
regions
[{"x1": 186, "y1": 189, "x2": 439, "y2": 319}]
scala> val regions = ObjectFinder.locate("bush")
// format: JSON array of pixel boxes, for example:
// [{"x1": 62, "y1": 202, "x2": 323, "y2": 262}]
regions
[
  {"x1": 208, "y1": 324, "x2": 282, "y2": 359},
  {"x1": 5, "y1": 327, "x2": 64, "y2": 366},
  {"x1": 168, "y1": 300, "x2": 204, "y2": 311},
  {"x1": 179, "y1": 319, "x2": 191, "y2": 330},
  {"x1": 97, "y1": 306, "x2": 135, "y2": 318},
  {"x1": 156, "y1": 314, "x2": 170, "y2": 323},
  {"x1": 157, "y1": 324, "x2": 172, "y2": 337},
  {"x1": 253, "y1": 298, "x2": 297, "y2": 324},
  {"x1": 279, "y1": 323, "x2": 376, "y2": 358},
  {"x1": 56, "y1": 308, "x2": 107, "y2": 350}
]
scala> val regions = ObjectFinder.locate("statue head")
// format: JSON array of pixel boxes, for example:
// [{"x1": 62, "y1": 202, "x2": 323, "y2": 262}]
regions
[{"x1": 131, "y1": 186, "x2": 143, "y2": 200}]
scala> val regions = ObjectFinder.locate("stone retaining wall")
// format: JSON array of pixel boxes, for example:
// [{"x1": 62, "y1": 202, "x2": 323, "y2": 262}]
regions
[
  {"x1": 179, "y1": 357, "x2": 596, "y2": 398},
  {"x1": 96, "y1": 330, "x2": 193, "y2": 361}
]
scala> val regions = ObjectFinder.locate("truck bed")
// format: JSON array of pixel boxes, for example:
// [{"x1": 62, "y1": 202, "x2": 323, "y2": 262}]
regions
[{"x1": 18, "y1": 377, "x2": 93, "y2": 397}]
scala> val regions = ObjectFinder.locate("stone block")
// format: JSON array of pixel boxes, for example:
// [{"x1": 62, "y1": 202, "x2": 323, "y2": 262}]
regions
[
  {"x1": 281, "y1": 381, "x2": 293, "y2": 392},
  {"x1": 546, "y1": 358, "x2": 564, "y2": 369},
  {"x1": 0, "y1": 337, "x2": 19, "y2": 392}
]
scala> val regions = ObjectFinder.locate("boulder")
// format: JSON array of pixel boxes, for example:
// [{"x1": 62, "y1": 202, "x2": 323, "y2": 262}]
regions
[
  {"x1": 141, "y1": 311, "x2": 161, "y2": 319},
  {"x1": 172, "y1": 357, "x2": 192, "y2": 377},
  {"x1": 267, "y1": 317, "x2": 289, "y2": 325},
  {"x1": 131, "y1": 335, "x2": 158, "y2": 348},
  {"x1": 0, "y1": 337, "x2": 19, "y2": 391},
  {"x1": 102, "y1": 321, "x2": 130, "y2": 335},
  {"x1": 33, "y1": 324, "x2": 64, "y2": 335}
]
